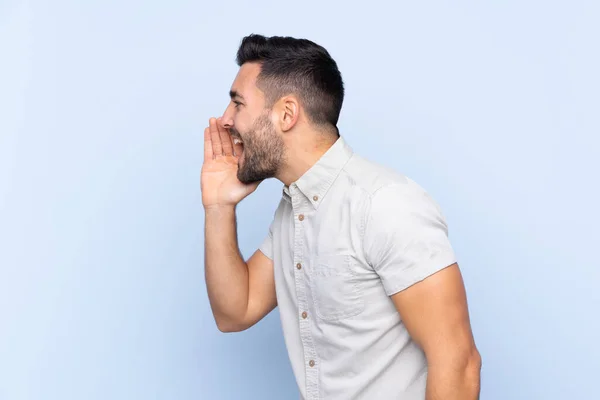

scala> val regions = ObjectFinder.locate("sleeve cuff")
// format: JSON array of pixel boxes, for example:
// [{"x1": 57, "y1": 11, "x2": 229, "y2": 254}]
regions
[
  {"x1": 382, "y1": 252, "x2": 457, "y2": 296},
  {"x1": 259, "y1": 238, "x2": 273, "y2": 260}
]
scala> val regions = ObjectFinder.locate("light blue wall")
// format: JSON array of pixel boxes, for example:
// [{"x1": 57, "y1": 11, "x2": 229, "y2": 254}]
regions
[{"x1": 1, "y1": 1, "x2": 598, "y2": 399}]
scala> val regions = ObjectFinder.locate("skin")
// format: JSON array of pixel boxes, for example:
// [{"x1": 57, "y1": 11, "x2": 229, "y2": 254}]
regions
[
  {"x1": 201, "y1": 62, "x2": 335, "y2": 333},
  {"x1": 201, "y1": 61, "x2": 481, "y2": 399},
  {"x1": 391, "y1": 264, "x2": 482, "y2": 399}
]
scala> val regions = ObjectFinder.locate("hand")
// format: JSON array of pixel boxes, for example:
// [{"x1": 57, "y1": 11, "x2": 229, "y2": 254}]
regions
[{"x1": 201, "y1": 117, "x2": 260, "y2": 208}]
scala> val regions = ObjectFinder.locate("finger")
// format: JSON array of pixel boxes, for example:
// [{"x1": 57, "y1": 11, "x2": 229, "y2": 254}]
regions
[
  {"x1": 209, "y1": 118, "x2": 223, "y2": 156},
  {"x1": 217, "y1": 118, "x2": 234, "y2": 156},
  {"x1": 204, "y1": 127, "x2": 213, "y2": 160}
]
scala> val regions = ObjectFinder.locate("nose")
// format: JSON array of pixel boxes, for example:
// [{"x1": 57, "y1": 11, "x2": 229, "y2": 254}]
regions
[{"x1": 220, "y1": 104, "x2": 235, "y2": 129}]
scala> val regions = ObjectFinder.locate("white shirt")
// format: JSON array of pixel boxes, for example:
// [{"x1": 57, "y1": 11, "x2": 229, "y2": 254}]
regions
[{"x1": 259, "y1": 136, "x2": 457, "y2": 399}]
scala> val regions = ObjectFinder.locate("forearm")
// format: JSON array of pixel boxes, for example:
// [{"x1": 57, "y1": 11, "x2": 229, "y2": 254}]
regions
[
  {"x1": 425, "y1": 350, "x2": 482, "y2": 400},
  {"x1": 204, "y1": 205, "x2": 249, "y2": 329}
]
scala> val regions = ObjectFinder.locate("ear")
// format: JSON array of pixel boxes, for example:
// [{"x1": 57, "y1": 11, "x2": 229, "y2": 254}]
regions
[{"x1": 277, "y1": 96, "x2": 300, "y2": 132}]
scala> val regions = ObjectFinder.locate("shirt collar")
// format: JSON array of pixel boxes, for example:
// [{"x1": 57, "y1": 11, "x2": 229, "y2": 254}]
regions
[{"x1": 282, "y1": 136, "x2": 353, "y2": 210}]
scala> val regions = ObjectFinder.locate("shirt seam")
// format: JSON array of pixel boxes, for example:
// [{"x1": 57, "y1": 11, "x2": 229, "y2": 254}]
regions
[{"x1": 359, "y1": 182, "x2": 414, "y2": 267}]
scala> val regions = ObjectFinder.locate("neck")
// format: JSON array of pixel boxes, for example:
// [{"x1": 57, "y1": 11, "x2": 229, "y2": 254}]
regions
[{"x1": 276, "y1": 131, "x2": 338, "y2": 187}]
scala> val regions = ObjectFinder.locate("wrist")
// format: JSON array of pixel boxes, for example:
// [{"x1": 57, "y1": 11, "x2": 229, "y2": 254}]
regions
[{"x1": 204, "y1": 203, "x2": 237, "y2": 213}]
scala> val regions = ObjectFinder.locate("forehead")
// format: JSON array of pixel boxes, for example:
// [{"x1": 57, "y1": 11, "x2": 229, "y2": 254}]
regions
[{"x1": 230, "y1": 62, "x2": 263, "y2": 100}]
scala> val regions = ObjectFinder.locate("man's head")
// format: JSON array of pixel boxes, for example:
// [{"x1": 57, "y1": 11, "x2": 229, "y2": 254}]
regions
[{"x1": 220, "y1": 34, "x2": 344, "y2": 184}]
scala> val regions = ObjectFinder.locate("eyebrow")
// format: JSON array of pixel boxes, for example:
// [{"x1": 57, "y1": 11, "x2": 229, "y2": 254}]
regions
[{"x1": 229, "y1": 90, "x2": 245, "y2": 101}]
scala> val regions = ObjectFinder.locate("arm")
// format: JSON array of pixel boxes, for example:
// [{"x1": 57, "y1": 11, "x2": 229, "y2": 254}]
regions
[
  {"x1": 204, "y1": 205, "x2": 276, "y2": 332},
  {"x1": 363, "y1": 183, "x2": 481, "y2": 399},
  {"x1": 391, "y1": 263, "x2": 481, "y2": 400},
  {"x1": 201, "y1": 117, "x2": 276, "y2": 332}
]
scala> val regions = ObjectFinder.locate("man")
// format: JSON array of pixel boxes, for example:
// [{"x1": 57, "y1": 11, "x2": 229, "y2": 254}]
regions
[{"x1": 202, "y1": 34, "x2": 481, "y2": 399}]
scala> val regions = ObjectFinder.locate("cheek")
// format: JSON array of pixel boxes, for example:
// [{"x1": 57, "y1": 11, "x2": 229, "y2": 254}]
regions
[{"x1": 233, "y1": 114, "x2": 250, "y2": 132}]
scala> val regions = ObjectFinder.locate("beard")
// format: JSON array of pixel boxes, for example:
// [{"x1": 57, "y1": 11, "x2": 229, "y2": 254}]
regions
[{"x1": 230, "y1": 112, "x2": 285, "y2": 184}]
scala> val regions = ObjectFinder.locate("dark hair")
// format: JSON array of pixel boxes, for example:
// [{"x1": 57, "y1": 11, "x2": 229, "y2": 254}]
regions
[{"x1": 236, "y1": 34, "x2": 344, "y2": 132}]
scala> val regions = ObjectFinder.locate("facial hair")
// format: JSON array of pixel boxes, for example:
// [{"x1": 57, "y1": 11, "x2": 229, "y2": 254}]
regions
[{"x1": 232, "y1": 112, "x2": 285, "y2": 184}]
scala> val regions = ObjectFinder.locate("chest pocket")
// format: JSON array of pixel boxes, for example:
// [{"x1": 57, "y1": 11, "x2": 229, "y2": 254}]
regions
[{"x1": 309, "y1": 254, "x2": 365, "y2": 321}]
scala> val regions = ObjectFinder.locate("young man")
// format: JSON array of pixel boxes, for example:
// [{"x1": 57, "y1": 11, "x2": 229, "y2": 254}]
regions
[{"x1": 202, "y1": 34, "x2": 481, "y2": 400}]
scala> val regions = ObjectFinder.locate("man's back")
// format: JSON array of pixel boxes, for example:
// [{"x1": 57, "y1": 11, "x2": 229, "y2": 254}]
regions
[{"x1": 259, "y1": 137, "x2": 457, "y2": 399}]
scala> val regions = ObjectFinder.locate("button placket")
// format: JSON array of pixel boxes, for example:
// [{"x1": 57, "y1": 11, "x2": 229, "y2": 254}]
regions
[{"x1": 291, "y1": 191, "x2": 320, "y2": 399}]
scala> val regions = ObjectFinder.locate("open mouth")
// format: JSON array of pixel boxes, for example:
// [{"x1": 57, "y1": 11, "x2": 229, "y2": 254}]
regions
[{"x1": 232, "y1": 137, "x2": 244, "y2": 159}]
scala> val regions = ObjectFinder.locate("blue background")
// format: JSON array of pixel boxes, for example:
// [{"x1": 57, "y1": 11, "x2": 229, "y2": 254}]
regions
[{"x1": 1, "y1": 1, "x2": 598, "y2": 399}]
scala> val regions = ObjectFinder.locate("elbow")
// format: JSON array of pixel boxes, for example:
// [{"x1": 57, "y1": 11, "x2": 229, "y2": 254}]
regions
[
  {"x1": 462, "y1": 347, "x2": 482, "y2": 392},
  {"x1": 470, "y1": 347, "x2": 482, "y2": 375},
  {"x1": 470, "y1": 348, "x2": 482, "y2": 372},
  {"x1": 216, "y1": 322, "x2": 241, "y2": 333},
  {"x1": 215, "y1": 318, "x2": 250, "y2": 333},
  {"x1": 428, "y1": 345, "x2": 482, "y2": 395}
]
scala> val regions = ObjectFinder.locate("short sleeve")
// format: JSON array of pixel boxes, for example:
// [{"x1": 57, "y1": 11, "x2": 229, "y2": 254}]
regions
[
  {"x1": 363, "y1": 183, "x2": 457, "y2": 296},
  {"x1": 259, "y1": 219, "x2": 274, "y2": 260}
]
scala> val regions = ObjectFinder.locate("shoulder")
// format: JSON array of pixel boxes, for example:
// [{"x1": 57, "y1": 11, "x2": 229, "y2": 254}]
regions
[
  {"x1": 341, "y1": 154, "x2": 448, "y2": 236},
  {"x1": 342, "y1": 153, "x2": 433, "y2": 205}
]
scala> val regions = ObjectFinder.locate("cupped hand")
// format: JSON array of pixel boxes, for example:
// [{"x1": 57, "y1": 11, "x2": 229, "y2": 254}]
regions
[{"x1": 201, "y1": 117, "x2": 259, "y2": 208}]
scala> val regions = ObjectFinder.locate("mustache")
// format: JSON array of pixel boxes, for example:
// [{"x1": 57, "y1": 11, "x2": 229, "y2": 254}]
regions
[{"x1": 228, "y1": 127, "x2": 241, "y2": 138}]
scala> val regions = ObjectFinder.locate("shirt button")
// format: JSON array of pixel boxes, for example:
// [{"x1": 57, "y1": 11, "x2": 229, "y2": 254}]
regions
[
  {"x1": 298, "y1": 214, "x2": 304, "y2": 221},
  {"x1": 301, "y1": 311, "x2": 308, "y2": 319},
  {"x1": 296, "y1": 263, "x2": 302, "y2": 270},
  {"x1": 313, "y1": 195, "x2": 319, "y2": 201},
  {"x1": 309, "y1": 360, "x2": 315, "y2": 367}
]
